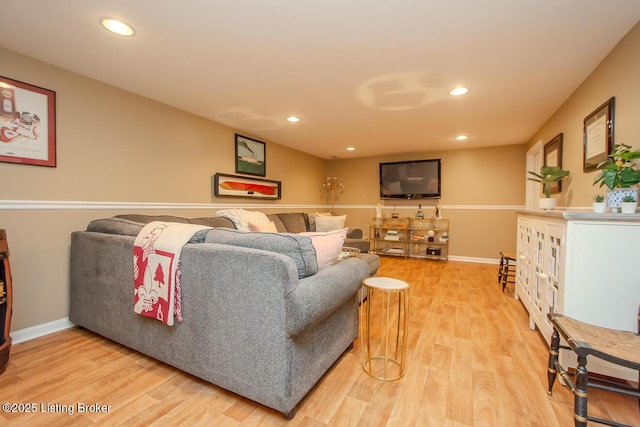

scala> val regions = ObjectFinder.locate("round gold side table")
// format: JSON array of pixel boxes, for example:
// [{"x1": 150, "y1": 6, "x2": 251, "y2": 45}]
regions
[{"x1": 360, "y1": 276, "x2": 410, "y2": 381}]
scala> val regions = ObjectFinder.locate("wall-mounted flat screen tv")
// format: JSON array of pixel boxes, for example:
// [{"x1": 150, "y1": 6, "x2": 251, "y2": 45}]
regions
[{"x1": 379, "y1": 159, "x2": 441, "y2": 199}]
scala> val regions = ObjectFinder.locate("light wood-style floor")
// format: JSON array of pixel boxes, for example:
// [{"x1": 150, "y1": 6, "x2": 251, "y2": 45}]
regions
[{"x1": 1, "y1": 258, "x2": 638, "y2": 426}]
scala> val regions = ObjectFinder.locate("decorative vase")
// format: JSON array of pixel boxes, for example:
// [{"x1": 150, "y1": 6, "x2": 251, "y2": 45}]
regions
[
  {"x1": 538, "y1": 197, "x2": 557, "y2": 210},
  {"x1": 592, "y1": 202, "x2": 606, "y2": 213},
  {"x1": 606, "y1": 187, "x2": 638, "y2": 209},
  {"x1": 620, "y1": 201, "x2": 638, "y2": 214}
]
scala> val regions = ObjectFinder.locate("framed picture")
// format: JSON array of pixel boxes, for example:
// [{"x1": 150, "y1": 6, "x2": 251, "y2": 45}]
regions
[
  {"x1": 544, "y1": 133, "x2": 563, "y2": 194},
  {"x1": 583, "y1": 97, "x2": 615, "y2": 172},
  {"x1": 0, "y1": 76, "x2": 56, "y2": 167},
  {"x1": 213, "y1": 173, "x2": 281, "y2": 200},
  {"x1": 235, "y1": 134, "x2": 266, "y2": 177}
]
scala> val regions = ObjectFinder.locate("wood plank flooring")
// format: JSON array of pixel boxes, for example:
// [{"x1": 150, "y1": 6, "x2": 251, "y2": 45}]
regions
[{"x1": 1, "y1": 258, "x2": 638, "y2": 426}]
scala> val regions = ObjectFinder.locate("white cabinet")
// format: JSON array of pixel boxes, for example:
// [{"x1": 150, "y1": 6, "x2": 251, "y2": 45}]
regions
[
  {"x1": 516, "y1": 217, "x2": 564, "y2": 339},
  {"x1": 516, "y1": 211, "x2": 640, "y2": 381}
]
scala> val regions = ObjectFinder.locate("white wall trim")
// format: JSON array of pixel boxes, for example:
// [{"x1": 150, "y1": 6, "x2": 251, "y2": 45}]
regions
[
  {"x1": 449, "y1": 255, "x2": 499, "y2": 264},
  {"x1": 11, "y1": 317, "x2": 74, "y2": 344}
]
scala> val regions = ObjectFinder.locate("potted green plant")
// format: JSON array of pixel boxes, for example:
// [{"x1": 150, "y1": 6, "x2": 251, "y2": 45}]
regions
[
  {"x1": 527, "y1": 166, "x2": 570, "y2": 210},
  {"x1": 620, "y1": 194, "x2": 638, "y2": 214},
  {"x1": 593, "y1": 143, "x2": 640, "y2": 211},
  {"x1": 592, "y1": 194, "x2": 606, "y2": 213}
]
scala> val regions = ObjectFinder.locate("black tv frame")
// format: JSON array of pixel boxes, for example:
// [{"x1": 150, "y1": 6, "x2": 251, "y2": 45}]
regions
[{"x1": 379, "y1": 158, "x2": 441, "y2": 200}]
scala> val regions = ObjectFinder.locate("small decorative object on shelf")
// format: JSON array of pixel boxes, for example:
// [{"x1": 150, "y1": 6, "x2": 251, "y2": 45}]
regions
[
  {"x1": 435, "y1": 201, "x2": 442, "y2": 219},
  {"x1": 527, "y1": 165, "x2": 570, "y2": 210},
  {"x1": 415, "y1": 204, "x2": 424, "y2": 219},
  {"x1": 376, "y1": 203, "x2": 382, "y2": 218},
  {"x1": 592, "y1": 194, "x2": 606, "y2": 213},
  {"x1": 620, "y1": 195, "x2": 638, "y2": 214},
  {"x1": 391, "y1": 205, "x2": 399, "y2": 218}
]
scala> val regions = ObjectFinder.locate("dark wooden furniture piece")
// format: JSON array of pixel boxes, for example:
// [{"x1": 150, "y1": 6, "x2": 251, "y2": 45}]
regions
[
  {"x1": 547, "y1": 311, "x2": 640, "y2": 427},
  {"x1": 498, "y1": 251, "x2": 516, "y2": 292},
  {"x1": 0, "y1": 229, "x2": 12, "y2": 375}
]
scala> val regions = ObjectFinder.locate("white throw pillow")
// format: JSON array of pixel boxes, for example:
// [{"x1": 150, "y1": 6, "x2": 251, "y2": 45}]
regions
[
  {"x1": 315, "y1": 215, "x2": 347, "y2": 232},
  {"x1": 300, "y1": 228, "x2": 348, "y2": 271},
  {"x1": 249, "y1": 221, "x2": 277, "y2": 232}
]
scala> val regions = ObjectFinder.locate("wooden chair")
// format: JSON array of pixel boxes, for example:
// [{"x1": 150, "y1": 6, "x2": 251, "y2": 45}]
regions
[
  {"x1": 547, "y1": 311, "x2": 640, "y2": 427},
  {"x1": 497, "y1": 251, "x2": 516, "y2": 292}
]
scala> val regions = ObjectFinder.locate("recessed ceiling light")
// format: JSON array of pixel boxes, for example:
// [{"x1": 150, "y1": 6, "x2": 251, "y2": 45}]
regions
[
  {"x1": 455, "y1": 135, "x2": 469, "y2": 141},
  {"x1": 346, "y1": 147, "x2": 355, "y2": 151},
  {"x1": 101, "y1": 18, "x2": 134, "y2": 36},
  {"x1": 450, "y1": 87, "x2": 468, "y2": 96},
  {"x1": 286, "y1": 116, "x2": 300, "y2": 123}
]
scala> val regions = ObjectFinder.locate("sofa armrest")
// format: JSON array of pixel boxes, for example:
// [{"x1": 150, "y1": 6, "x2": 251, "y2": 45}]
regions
[
  {"x1": 285, "y1": 257, "x2": 369, "y2": 336},
  {"x1": 347, "y1": 228, "x2": 363, "y2": 239}
]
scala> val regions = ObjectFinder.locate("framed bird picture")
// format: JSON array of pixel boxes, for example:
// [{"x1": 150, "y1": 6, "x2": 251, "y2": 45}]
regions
[{"x1": 235, "y1": 134, "x2": 266, "y2": 177}]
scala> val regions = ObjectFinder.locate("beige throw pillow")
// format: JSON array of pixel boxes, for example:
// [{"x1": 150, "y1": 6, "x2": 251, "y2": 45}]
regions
[
  {"x1": 249, "y1": 221, "x2": 278, "y2": 232},
  {"x1": 315, "y1": 215, "x2": 346, "y2": 232}
]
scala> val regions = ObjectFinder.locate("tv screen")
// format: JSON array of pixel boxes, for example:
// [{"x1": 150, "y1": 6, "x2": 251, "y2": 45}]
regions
[{"x1": 379, "y1": 159, "x2": 441, "y2": 199}]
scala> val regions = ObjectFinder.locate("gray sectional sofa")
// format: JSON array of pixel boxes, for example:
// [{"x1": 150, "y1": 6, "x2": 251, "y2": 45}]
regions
[{"x1": 69, "y1": 213, "x2": 379, "y2": 418}]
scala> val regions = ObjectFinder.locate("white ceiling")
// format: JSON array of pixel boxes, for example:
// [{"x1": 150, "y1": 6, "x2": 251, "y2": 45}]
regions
[{"x1": 2, "y1": 1, "x2": 640, "y2": 159}]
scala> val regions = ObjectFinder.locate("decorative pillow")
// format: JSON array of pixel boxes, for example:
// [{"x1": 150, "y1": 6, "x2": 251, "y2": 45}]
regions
[
  {"x1": 315, "y1": 215, "x2": 347, "y2": 232},
  {"x1": 315, "y1": 211, "x2": 332, "y2": 217},
  {"x1": 204, "y1": 228, "x2": 318, "y2": 278},
  {"x1": 300, "y1": 228, "x2": 348, "y2": 271},
  {"x1": 249, "y1": 221, "x2": 277, "y2": 232},
  {"x1": 214, "y1": 208, "x2": 270, "y2": 232}
]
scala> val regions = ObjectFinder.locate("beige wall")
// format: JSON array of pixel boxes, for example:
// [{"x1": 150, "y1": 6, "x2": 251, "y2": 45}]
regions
[
  {"x1": 2, "y1": 19, "x2": 639, "y2": 333},
  {"x1": 527, "y1": 20, "x2": 640, "y2": 205},
  {"x1": 0, "y1": 48, "x2": 326, "y2": 331}
]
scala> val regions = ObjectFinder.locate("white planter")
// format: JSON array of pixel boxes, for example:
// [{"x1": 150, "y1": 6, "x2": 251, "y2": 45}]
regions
[
  {"x1": 538, "y1": 197, "x2": 557, "y2": 210},
  {"x1": 606, "y1": 187, "x2": 638, "y2": 208},
  {"x1": 620, "y1": 202, "x2": 638, "y2": 214},
  {"x1": 592, "y1": 202, "x2": 606, "y2": 213}
]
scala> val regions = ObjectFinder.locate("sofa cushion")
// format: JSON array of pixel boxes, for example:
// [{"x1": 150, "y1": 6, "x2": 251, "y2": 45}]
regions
[
  {"x1": 300, "y1": 228, "x2": 348, "y2": 271},
  {"x1": 115, "y1": 214, "x2": 190, "y2": 224},
  {"x1": 274, "y1": 213, "x2": 309, "y2": 233},
  {"x1": 204, "y1": 228, "x2": 318, "y2": 278},
  {"x1": 88, "y1": 218, "x2": 211, "y2": 243},
  {"x1": 87, "y1": 217, "x2": 144, "y2": 237},
  {"x1": 189, "y1": 217, "x2": 236, "y2": 228}
]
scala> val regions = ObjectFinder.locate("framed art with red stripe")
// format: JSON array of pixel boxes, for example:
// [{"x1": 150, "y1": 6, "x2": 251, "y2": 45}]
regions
[{"x1": 213, "y1": 173, "x2": 281, "y2": 200}]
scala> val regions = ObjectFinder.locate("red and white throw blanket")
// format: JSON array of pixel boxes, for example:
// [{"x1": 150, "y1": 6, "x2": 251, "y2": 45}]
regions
[{"x1": 133, "y1": 221, "x2": 211, "y2": 326}]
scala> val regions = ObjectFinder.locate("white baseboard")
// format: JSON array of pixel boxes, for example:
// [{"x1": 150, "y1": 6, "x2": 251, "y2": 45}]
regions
[
  {"x1": 449, "y1": 255, "x2": 499, "y2": 264},
  {"x1": 11, "y1": 317, "x2": 75, "y2": 344}
]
